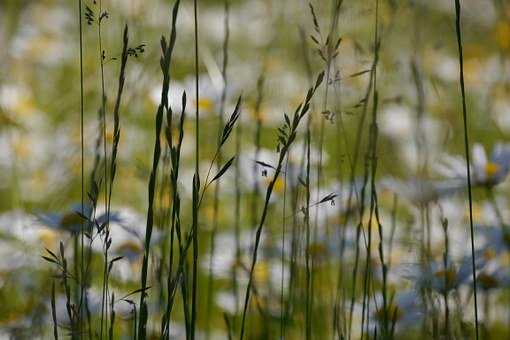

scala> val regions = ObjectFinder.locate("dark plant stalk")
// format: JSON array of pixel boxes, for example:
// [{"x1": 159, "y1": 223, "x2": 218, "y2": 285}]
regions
[
  {"x1": 81, "y1": 106, "x2": 104, "y2": 337},
  {"x1": 161, "y1": 91, "x2": 186, "y2": 339},
  {"x1": 43, "y1": 245, "x2": 76, "y2": 338},
  {"x1": 297, "y1": 26, "x2": 313, "y2": 338},
  {"x1": 453, "y1": 1, "x2": 479, "y2": 338},
  {"x1": 162, "y1": 95, "x2": 240, "y2": 340},
  {"x1": 161, "y1": 4, "x2": 186, "y2": 337},
  {"x1": 239, "y1": 72, "x2": 324, "y2": 340},
  {"x1": 360, "y1": 4, "x2": 380, "y2": 336},
  {"x1": 160, "y1": 4, "x2": 237, "y2": 338},
  {"x1": 305, "y1": 7, "x2": 322, "y2": 335},
  {"x1": 102, "y1": 25, "x2": 130, "y2": 340},
  {"x1": 347, "y1": 1, "x2": 380, "y2": 336},
  {"x1": 62, "y1": 242, "x2": 77, "y2": 339},
  {"x1": 331, "y1": 23, "x2": 349, "y2": 340},
  {"x1": 138, "y1": 2, "x2": 181, "y2": 338},
  {"x1": 247, "y1": 73, "x2": 265, "y2": 331},
  {"x1": 442, "y1": 217, "x2": 450, "y2": 338},
  {"x1": 362, "y1": 88, "x2": 386, "y2": 338},
  {"x1": 132, "y1": 303, "x2": 138, "y2": 338},
  {"x1": 246, "y1": 74, "x2": 265, "y2": 333},
  {"x1": 84, "y1": 165, "x2": 101, "y2": 338},
  {"x1": 191, "y1": 0, "x2": 200, "y2": 338},
  {"x1": 344, "y1": 85, "x2": 372, "y2": 331},
  {"x1": 251, "y1": 73, "x2": 265, "y2": 232},
  {"x1": 106, "y1": 24, "x2": 125, "y2": 175},
  {"x1": 360, "y1": 92, "x2": 379, "y2": 339},
  {"x1": 97, "y1": 0, "x2": 110, "y2": 334},
  {"x1": 77, "y1": 0, "x2": 85, "y2": 334},
  {"x1": 138, "y1": 77, "x2": 164, "y2": 340},
  {"x1": 51, "y1": 281, "x2": 59, "y2": 340},
  {"x1": 312, "y1": 5, "x2": 342, "y2": 333},
  {"x1": 363, "y1": 3, "x2": 381, "y2": 333},
  {"x1": 157, "y1": 151, "x2": 172, "y2": 311},
  {"x1": 374, "y1": 191, "x2": 389, "y2": 338},
  {"x1": 346, "y1": 78, "x2": 374, "y2": 337},
  {"x1": 305, "y1": 106, "x2": 312, "y2": 340},
  {"x1": 280, "y1": 157, "x2": 289, "y2": 339},
  {"x1": 285, "y1": 159, "x2": 301, "y2": 333},
  {"x1": 233, "y1": 106, "x2": 242, "y2": 324},
  {"x1": 109, "y1": 293, "x2": 116, "y2": 340},
  {"x1": 106, "y1": 23, "x2": 130, "y2": 256}
]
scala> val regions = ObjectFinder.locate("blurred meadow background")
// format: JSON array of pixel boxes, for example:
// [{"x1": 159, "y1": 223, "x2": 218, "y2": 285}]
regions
[{"x1": 1, "y1": 0, "x2": 510, "y2": 338}]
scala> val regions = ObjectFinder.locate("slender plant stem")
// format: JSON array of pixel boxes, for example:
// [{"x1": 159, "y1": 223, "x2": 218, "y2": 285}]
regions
[
  {"x1": 233, "y1": 106, "x2": 242, "y2": 327},
  {"x1": 453, "y1": 1, "x2": 479, "y2": 339},
  {"x1": 305, "y1": 107, "x2": 312, "y2": 340},
  {"x1": 191, "y1": 0, "x2": 200, "y2": 338},
  {"x1": 77, "y1": 0, "x2": 85, "y2": 335},
  {"x1": 280, "y1": 157, "x2": 289, "y2": 339},
  {"x1": 239, "y1": 72, "x2": 324, "y2": 340},
  {"x1": 251, "y1": 72, "x2": 265, "y2": 232},
  {"x1": 442, "y1": 217, "x2": 451, "y2": 338},
  {"x1": 97, "y1": 1, "x2": 110, "y2": 335},
  {"x1": 138, "y1": 2, "x2": 181, "y2": 338},
  {"x1": 51, "y1": 281, "x2": 59, "y2": 340},
  {"x1": 347, "y1": 0, "x2": 380, "y2": 336},
  {"x1": 162, "y1": 91, "x2": 186, "y2": 339},
  {"x1": 102, "y1": 23, "x2": 130, "y2": 340}
]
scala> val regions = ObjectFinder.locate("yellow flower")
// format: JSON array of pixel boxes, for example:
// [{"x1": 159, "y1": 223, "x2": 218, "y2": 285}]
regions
[
  {"x1": 106, "y1": 129, "x2": 114, "y2": 143},
  {"x1": 159, "y1": 189, "x2": 173, "y2": 208},
  {"x1": 254, "y1": 261, "x2": 269, "y2": 284},
  {"x1": 485, "y1": 162, "x2": 501, "y2": 179},
  {"x1": 264, "y1": 176, "x2": 285, "y2": 193},
  {"x1": 495, "y1": 21, "x2": 510, "y2": 50},
  {"x1": 464, "y1": 58, "x2": 481, "y2": 84},
  {"x1": 38, "y1": 228, "x2": 57, "y2": 248},
  {"x1": 14, "y1": 97, "x2": 37, "y2": 117},
  {"x1": 13, "y1": 137, "x2": 30, "y2": 158},
  {"x1": 248, "y1": 106, "x2": 266, "y2": 124},
  {"x1": 197, "y1": 98, "x2": 214, "y2": 113}
]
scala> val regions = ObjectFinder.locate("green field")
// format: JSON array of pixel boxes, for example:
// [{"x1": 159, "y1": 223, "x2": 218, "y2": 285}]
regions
[{"x1": 1, "y1": 0, "x2": 510, "y2": 338}]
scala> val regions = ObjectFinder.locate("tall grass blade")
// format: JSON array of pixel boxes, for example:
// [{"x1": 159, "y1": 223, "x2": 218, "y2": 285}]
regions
[
  {"x1": 453, "y1": 0, "x2": 479, "y2": 338},
  {"x1": 138, "y1": 2, "x2": 181, "y2": 338},
  {"x1": 239, "y1": 71, "x2": 324, "y2": 340}
]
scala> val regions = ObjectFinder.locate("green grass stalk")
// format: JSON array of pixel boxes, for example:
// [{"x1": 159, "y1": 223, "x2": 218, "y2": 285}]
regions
[
  {"x1": 453, "y1": 1, "x2": 479, "y2": 338},
  {"x1": 77, "y1": 0, "x2": 85, "y2": 334},
  {"x1": 191, "y1": 0, "x2": 200, "y2": 337},
  {"x1": 138, "y1": 2, "x2": 181, "y2": 338},
  {"x1": 239, "y1": 72, "x2": 324, "y2": 340}
]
